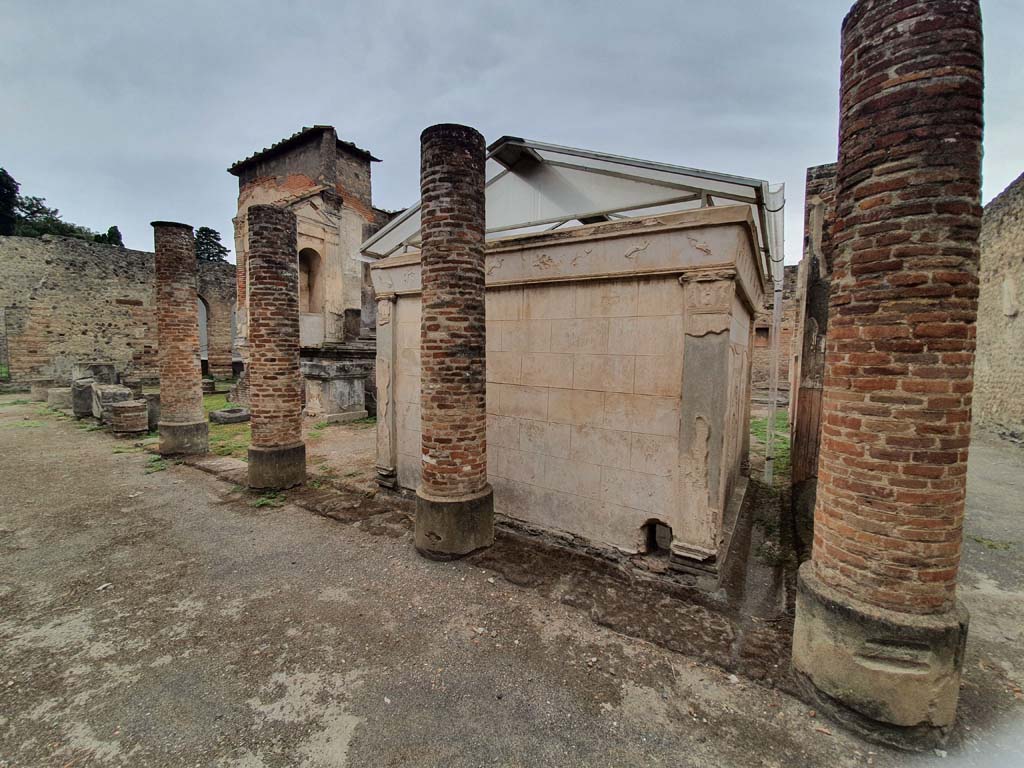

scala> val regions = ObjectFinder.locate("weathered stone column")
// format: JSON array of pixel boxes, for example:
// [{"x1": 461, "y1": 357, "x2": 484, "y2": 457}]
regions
[
  {"x1": 246, "y1": 204, "x2": 306, "y2": 489},
  {"x1": 414, "y1": 123, "x2": 494, "y2": 559},
  {"x1": 152, "y1": 222, "x2": 208, "y2": 455},
  {"x1": 792, "y1": 0, "x2": 983, "y2": 749}
]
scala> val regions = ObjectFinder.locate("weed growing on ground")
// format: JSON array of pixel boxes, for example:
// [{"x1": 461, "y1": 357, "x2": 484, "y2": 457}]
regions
[
  {"x1": 3, "y1": 420, "x2": 43, "y2": 429},
  {"x1": 968, "y1": 535, "x2": 1015, "y2": 551},
  {"x1": 251, "y1": 491, "x2": 285, "y2": 509},
  {"x1": 307, "y1": 477, "x2": 325, "y2": 490},
  {"x1": 112, "y1": 446, "x2": 140, "y2": 455},
  {"x1": 351, "y1": 416, "x2": 376, "y2": 428},
  {"x1": 0, "y1": 399, "x2": 31, "y2": 408},
  {"x1": 145, "y1": 456, "x2": 169, "y2": 474}
]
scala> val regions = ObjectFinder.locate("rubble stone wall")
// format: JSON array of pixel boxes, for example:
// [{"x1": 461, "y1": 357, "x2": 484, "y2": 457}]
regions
[
  {"x1": 0, "y1": 235, "x2": 235, "y2": 384},
  {"x1": 975, "y1": 173, "x2": 1024, "y2": 438}
]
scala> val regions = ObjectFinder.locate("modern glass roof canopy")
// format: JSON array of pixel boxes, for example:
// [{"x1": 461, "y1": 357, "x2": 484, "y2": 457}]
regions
[{"x1": 360, "y1": 136, "x2": 785, "y2": 284}]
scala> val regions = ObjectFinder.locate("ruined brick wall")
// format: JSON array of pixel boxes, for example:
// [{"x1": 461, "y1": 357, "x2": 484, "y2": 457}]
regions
[
  {"x1": 812, "y1": 0, "x2": 983, "y2": 615},
  {"x1": 418, "y1": 124, "x2": 489, "y2": 499},
  {"x1": 197, "y1": 261, "x2": 236, "y2": 378},
  {"x1": 790, "y1": 163, "x2": 838, "y2": 556},
  {"x1": 0, "y1": 235, "x2": 235, "y2": 384},
  {"x1": 751, "y1": 264, "x2": 798, "y2": 398},
  {"x1": 247, "y1": 205, "x2": 303, "y2": 449},
  {"x1": 974, "y1": 172, "x2": 1024, "y2": 438}
]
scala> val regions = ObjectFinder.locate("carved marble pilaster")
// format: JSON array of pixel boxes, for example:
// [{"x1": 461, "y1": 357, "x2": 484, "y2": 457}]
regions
[
  {"x1": 375, "y1": 296, "x2": 398, "y2": 488},
  {"x1": 673, "y1": 269, "x2": 738, "y2": 563}
]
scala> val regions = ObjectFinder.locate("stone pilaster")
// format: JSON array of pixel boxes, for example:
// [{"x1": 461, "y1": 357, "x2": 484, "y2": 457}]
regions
[
  {"x1": 375, "y1": 296, "x2": 398, "y2": 489},
  {"x1": 152, "y1": 221, "x2": 208, "y2": 455},
  {"x1": 792, "y1": 0, "x2": 983, "y2": 749},
  {"x1": 674, "y1": 269, "x2": 736, "y2": 565},
  {"x1": 414, "y1": 123, "x2": 494, "y2": 559},
  {"x1": 246, "y1": 205, "x2": 306, "y2": 489}
]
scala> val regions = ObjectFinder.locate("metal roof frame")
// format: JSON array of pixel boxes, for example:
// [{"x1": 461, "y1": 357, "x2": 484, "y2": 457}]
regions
[{"x1": 360, "y1": 136, "x2": 784, "y2": 283}]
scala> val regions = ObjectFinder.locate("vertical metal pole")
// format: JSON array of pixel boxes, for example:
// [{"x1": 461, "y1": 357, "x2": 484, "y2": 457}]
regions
[{"x1": 764, "y1": 276, "x2": 783, "y2": 484}]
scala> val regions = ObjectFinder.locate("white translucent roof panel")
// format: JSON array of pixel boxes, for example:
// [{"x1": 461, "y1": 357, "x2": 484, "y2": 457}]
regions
[{"x1": 361, "y1": 136, "x2": 785, "y2": 283}]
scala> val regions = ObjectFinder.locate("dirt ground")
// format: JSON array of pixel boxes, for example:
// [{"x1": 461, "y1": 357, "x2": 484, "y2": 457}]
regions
[{"x1": 1, "y1": 394, "x2": 1022, "y2": 766}]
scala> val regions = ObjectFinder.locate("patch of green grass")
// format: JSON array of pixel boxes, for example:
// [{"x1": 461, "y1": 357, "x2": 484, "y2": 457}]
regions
[
  {"x1": 306, "y1": 477, "x2": 325, "y2": 490},
  {"x1": 3, "y1": 419, "x2": 44, "y2": 429},
  {"x1": 203, "y1": 392, "x2": 242, "y2": 415},
  {"x1": 209, "y1": 421, "x2": 251, "y2": 459},
  {"x1": 112, "y1": 446, "x2": 141, "y2": 454},
  {"x1": 351, "y1": 416, "x2": 376, "y2": 428},
  {"x1": 251, "y1": 491, "x2": 285, "y2": 508},
  {"x1": 145, "y1": 456, "x2": 169, "y2": 474},
  {"x1": 314, "y1": 420, "x2": 332, "y2": 430},
  {"x1": 968, "y1": 535, "x2": 1015, "y2": 551},
  {"x1": 0, "y1": 398, "x2": 32, "y2": 408},
  {"x1": 750, "y1": 411, "x2": 791, "y2": 476}
]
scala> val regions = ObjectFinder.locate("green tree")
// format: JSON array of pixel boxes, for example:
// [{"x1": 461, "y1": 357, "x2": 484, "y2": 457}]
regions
[
  {"x1": 195, "y1": 226, "x2": 229, "y2": 262},
  {"x1": 94, "y1": 226, "x2": 124, "y2": 246},
  {"x1": 0, "y1": 168, "x2": 18, "y2": 236},
  {"x1": 1, "y1": 168, "x2": 120, "y2": 242}
]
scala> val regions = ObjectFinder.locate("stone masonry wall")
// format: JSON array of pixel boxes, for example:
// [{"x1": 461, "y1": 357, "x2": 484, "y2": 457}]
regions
[
  {"x1": 812, "y1": 0, "x2": 983, "y2": 616},
  {"x1": 0, "y1": 235, "x2": 235, "y2": 384},
  {"x1": 974, "y1": 172, "x2": 1024, "y2": 438}
]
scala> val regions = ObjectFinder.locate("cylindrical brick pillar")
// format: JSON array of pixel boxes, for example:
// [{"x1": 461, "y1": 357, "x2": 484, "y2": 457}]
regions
[
  {"x1": 414, "y1": 123, "x2": 494, "y2": 559},
  {"x1": 246, "y1": 204, "x2": 305, "y2": 489},
  {"x1": 152, "y1": 222, "x2": 208, "y2": 455},
  {"x1": 792, "y1": 0, "x2": 982, "y2": 749}
]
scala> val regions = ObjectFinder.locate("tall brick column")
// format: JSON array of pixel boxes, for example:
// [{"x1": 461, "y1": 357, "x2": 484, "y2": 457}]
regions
[
  {"x1": 152, "y1": 222, "x2": 208, "y2": 455},
  {"x1": 246, "y1": 204, "x2": 306, "y2": 489},
  {"x1": 414, "y1": 124, "x2": 494, "y2": 559},
  {"x1": 792, "y1": 0, "x2": 982, "y2": 749}
]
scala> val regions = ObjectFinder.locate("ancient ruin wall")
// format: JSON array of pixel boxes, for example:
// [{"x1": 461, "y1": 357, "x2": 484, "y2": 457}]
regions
[
  {"x1": 813, "y1": 0, "x2": 983, "y2": 616},
  {"x1": 0, "y1": 235, "x2": 235, "y2": 384},
  {"x1": 751, "y1": 264, "x2": 798, "y2": 399},
  {"x1": 974, "y1": 173, "x2": 1024, "y2": 438}
]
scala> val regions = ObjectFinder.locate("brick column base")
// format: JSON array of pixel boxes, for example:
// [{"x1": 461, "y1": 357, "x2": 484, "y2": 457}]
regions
[
  {"x1": 248, "y1": 442, "x2": 306, "y2": 490},
  {"x1": 415, "y1": 487, "x2": 495, "y2": 561},
  {"x1": 793, "y1": 564, "x2": 968, "y2": 750}
]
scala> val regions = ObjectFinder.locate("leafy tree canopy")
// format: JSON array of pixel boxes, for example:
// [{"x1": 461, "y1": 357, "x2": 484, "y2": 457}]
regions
[
  {"x1": 195, "y1": 226, "x2": 229, "y2": 262},
  {"x1": 1, "y1": 167, "x2": 120, "y2": 243}
]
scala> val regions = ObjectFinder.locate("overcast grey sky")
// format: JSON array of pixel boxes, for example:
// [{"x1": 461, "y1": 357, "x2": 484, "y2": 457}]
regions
[{"x1": 2, "y1": 0, "x2": 1021, "y2": 263}]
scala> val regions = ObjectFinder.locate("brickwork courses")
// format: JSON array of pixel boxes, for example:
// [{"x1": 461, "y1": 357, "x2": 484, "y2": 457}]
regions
[
  {"x1": 246, "y1": 204, "x2": 306, "y2": 489},
  {"x1": 791, "y1": 0, "x2": 983, "y2": 748},
  {"x1": 0, "y1": 235, "x2": 234, "y2": 385},
  {"x1": 153, "y1": 222, "x2": 208, "y2": 455},
  {"x1": 414, "y1": 124, "x2": 494, "y2": 559}
]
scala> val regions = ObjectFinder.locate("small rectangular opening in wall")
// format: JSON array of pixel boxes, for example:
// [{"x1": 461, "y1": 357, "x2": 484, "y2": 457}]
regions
[
  {"x1": 754, "y1": 326, "x2": 770, "y2": 347},
  {"x1": 643, "y1": 521, "x2": 672, "y2": 556}
]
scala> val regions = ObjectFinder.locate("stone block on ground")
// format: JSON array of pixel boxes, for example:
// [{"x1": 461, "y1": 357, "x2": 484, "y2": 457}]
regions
[
  {"x1": 72, "y1": 362, "x2": 118, "y2": 385},
  {"x1": 71, "y1": 378, "x2": 95, "y2": 419},
  {"x1": 210, "y1": 407, "x2": 250, "y2": 424},
  {"x1": 45, "y1": 387, "x2": 73, "y2": 410},
  {"x1": 91, "y1": 384, "x2": 133, "y2": 423}
]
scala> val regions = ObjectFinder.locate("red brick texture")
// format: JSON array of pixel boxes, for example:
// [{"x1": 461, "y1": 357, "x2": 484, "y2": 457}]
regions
[
  {"x1": 419, "y1": 124, "x2": 488, "y2": 499},
  {"x1": 247, "y1": 205, "x2": 303, "y2": 449},
  {"x1": 153, "y1": 222, "x2": 204, "y2": 424},
  {"x1": 811, "y1": 0, "x2": 983, "y2": 616}
]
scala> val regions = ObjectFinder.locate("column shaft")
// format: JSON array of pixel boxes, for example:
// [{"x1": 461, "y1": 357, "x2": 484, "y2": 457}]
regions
[
  {"x1": 246, "y1": 204, "x2": 306, "y2": 489},
  {"x1": 414, "y1": 123, "x2": 494, "y2": 559},
  {"x1": 153, "y1": 221, "x2": 208, "y2": 455},
  {"x1": 792, "y1": 0, "x2": 982, "y2": 748}
]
